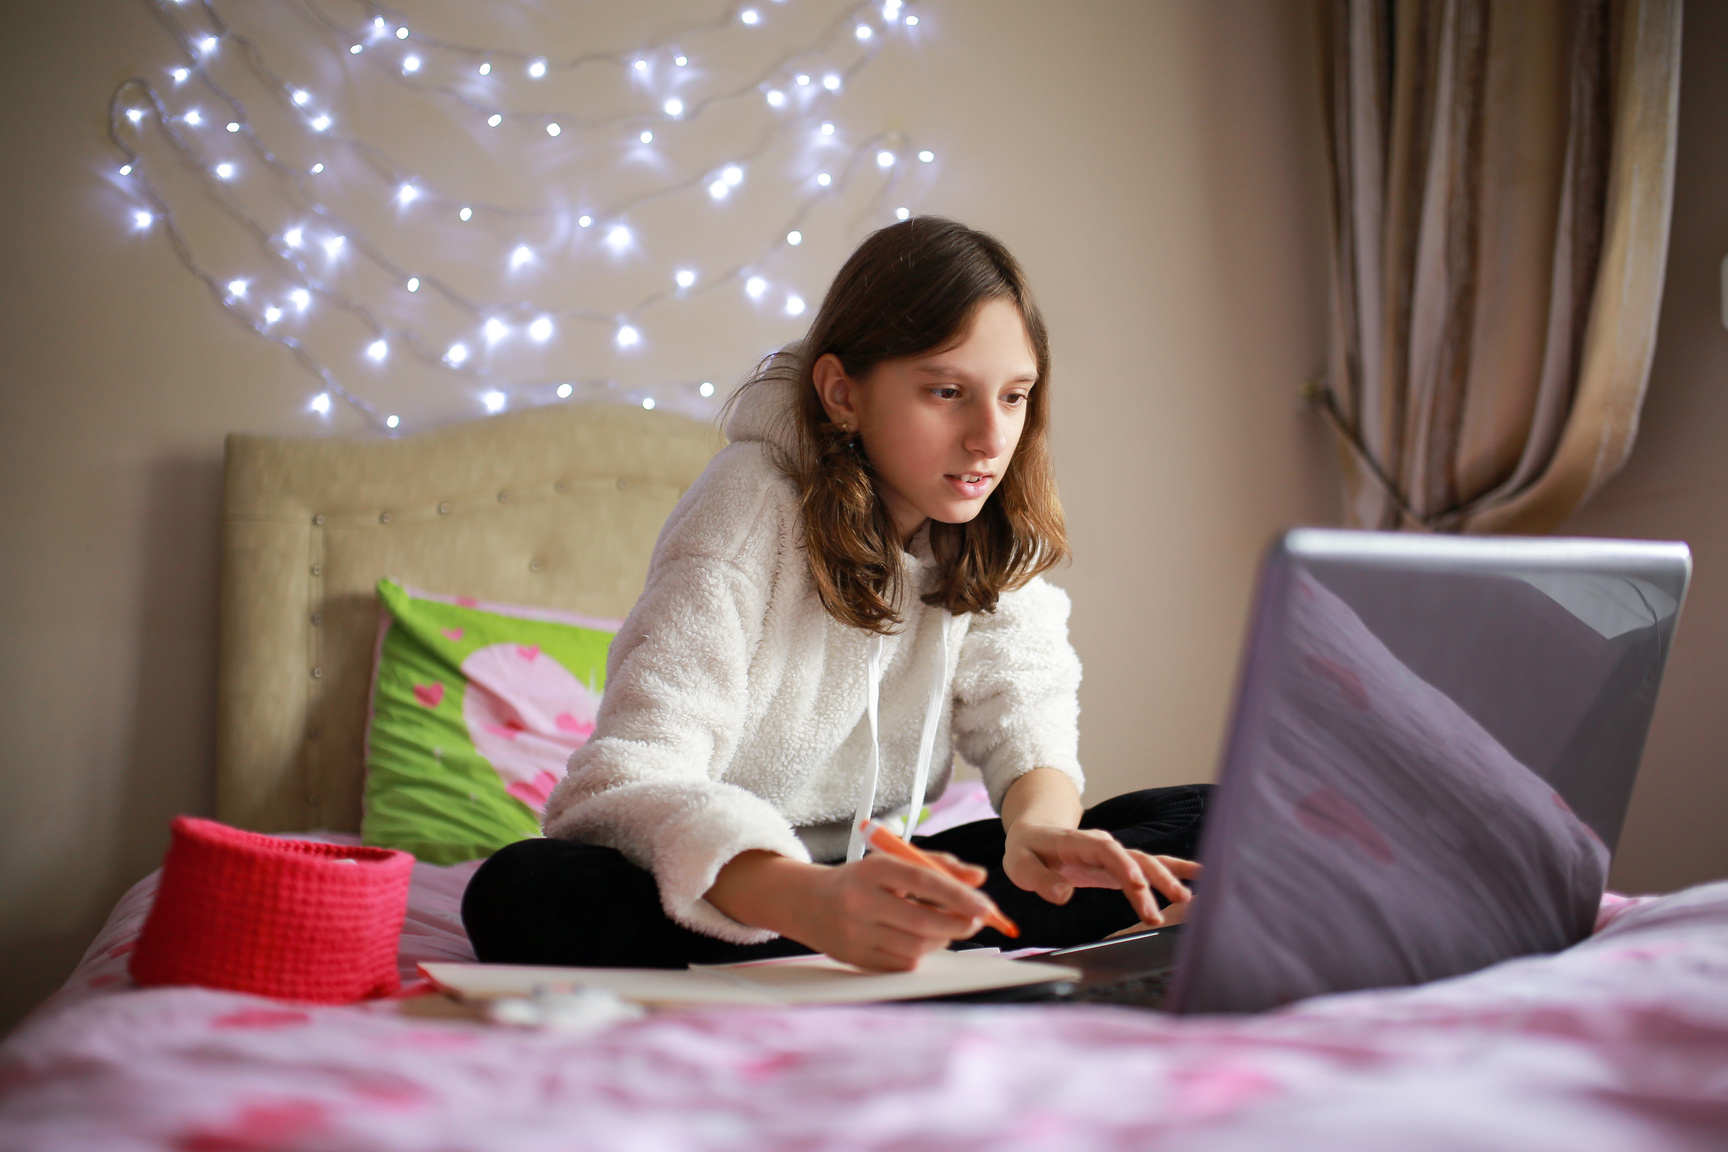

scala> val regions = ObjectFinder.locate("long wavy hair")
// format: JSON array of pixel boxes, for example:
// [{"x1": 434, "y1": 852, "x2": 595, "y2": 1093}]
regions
[{"x1": 726, "y1": 216, "x2": 1068, "y2": 634}]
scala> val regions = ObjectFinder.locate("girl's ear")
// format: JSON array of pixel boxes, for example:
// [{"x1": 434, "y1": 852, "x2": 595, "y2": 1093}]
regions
[{"x1": 811, "y1": 353, "x2": 860, "y2": 430}]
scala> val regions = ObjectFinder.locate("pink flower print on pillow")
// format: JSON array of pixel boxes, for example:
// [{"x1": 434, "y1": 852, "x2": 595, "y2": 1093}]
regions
[{"x1": 460, "y1": 643, "x2": 600, "y2": 814}]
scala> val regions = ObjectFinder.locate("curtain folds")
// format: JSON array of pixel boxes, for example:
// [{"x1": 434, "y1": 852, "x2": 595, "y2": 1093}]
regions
[{"x1": 1317, "y1": 0, "x2": 1682, "y2": 534}]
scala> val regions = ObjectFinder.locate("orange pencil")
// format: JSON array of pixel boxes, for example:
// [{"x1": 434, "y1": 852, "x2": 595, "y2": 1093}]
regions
[{"x1": 860, "y1": 819, "x2": 1020, "y2": 939}]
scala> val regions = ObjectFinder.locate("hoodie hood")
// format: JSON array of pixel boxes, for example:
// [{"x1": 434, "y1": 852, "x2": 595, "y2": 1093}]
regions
[{"x1": 722, "y1": 348, "x2": 805, "y2": 458}]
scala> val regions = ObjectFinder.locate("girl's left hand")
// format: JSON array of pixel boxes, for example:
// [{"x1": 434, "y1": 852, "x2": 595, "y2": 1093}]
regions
[{"x1": 1002, "y1": 823, "x2": 1200, "y2": 925}]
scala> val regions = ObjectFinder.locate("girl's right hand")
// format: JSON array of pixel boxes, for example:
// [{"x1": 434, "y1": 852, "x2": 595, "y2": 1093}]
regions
[{"x1": 707, "y1": 850, "x2": 997, "y2": 971}]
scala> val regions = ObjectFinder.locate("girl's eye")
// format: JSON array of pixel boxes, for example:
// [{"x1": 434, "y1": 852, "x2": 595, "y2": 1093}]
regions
[
  {"x1": 932, "y1": 387, "x2": 962, "y2": 400},
  {"x1": 1003, "y1": 392, "x2": 1029, "y2": 407}
]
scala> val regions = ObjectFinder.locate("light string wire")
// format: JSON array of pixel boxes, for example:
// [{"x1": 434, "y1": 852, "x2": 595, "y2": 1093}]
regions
[{"x1": 111, "y1": 0, "x2": 930, "y2": 429}]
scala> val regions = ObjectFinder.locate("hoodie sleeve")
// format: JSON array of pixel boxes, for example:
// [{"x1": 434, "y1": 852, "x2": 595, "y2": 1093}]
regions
[
  {"x1": 950, "y1": 576, "x2": 1085, "y2": 811},
  {"x1": 540, "y1": 449, "x2": 811, "y2": 944}
]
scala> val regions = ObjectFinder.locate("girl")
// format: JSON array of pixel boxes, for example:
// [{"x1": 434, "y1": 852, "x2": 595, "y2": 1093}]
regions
[{"x1": 463, "y1": 217, "x2": 1208, "y2": 971}]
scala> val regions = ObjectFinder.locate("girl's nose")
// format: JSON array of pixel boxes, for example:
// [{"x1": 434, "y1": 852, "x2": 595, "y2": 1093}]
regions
[{"x1": 964, "y1": 406, "x2": 1011, "y2": 459}]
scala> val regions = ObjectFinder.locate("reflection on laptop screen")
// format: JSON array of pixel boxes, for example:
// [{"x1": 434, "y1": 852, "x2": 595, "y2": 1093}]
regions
[{"x1": 1170, "y1": 532, "x2": 1688, "y2": 1015}]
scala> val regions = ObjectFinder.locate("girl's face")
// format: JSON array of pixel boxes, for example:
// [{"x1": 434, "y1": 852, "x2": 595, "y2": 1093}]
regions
[{"x1": 815, "y1": 297, "x2": 1038, "y2": 544}]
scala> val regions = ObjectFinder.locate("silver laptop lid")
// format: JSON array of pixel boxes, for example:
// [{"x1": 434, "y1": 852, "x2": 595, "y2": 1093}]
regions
[{"x1": 1168, "y1": 530, "x2": 1691, "y2": 1015}]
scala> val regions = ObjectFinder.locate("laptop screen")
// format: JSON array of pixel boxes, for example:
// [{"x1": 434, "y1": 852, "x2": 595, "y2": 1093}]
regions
[{"x1": 1170, "y1": 531, "x2": 1689, "y2": 1015}]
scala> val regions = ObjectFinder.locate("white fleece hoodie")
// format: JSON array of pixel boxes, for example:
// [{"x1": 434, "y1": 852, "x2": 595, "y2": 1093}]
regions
[{"x1": 541, "y1": 374, "x2": 1084, "y2": 942}]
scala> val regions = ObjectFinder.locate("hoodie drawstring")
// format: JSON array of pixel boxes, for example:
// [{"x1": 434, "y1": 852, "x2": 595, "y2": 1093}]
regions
[{"x1": 846, "y1": 618, "x2": 950, "y2": 863}]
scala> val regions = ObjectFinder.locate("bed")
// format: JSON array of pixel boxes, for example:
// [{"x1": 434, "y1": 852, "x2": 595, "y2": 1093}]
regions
[{"x1": 4, "y1": 401, "x2": 1728, "y2": 1151}]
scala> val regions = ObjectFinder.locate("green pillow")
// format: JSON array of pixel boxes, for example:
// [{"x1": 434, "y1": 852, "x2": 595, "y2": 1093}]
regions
[{"x1": 362, "y1": 579, "x2": 619, "y2": 863}]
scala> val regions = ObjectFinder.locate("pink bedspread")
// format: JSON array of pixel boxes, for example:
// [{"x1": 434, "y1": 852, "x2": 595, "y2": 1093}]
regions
[{"x1": 5, "y1": 848, "x2": 1727, "y2": 1151}]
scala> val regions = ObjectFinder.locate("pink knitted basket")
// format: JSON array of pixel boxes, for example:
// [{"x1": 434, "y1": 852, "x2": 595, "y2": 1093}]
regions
[{"x1": 130, "y1": 816, "x2": 414, "y2": 1003}]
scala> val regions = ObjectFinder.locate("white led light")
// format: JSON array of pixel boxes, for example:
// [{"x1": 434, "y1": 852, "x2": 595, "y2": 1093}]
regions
[
  {"x1": 458, "y1": 206, "x2": 472, "y2": 221},
  {"x1": 616, "y1": 324, "x2": 640, "y2": 347},
  {"x1": 263, "y1": 305, "x2": 282, "y2": 323},
  {"x1": 445, "y1": 342, "x2": 469, "y2": 364},
  {"x1": 822, "y1": 74, "x2": 840, "y2": 91},
  {"x1": 528, "y1": 316, "x2": 554, "y2": 341},
  {"x1": 405, "y1": 277, "x2": 420, "y2": 293},
  {"x1": 740, "y1": 9, "x2": 760, "y2": 24},
  {"x1": 213, "y1": 162, "x2": 234, "y2": 179},
  {"x1": 289, "y1": 288, "x2": 311, "y2": 310},
  {"x1": 633, "y1": 59, "x2": 647, "y2": 72},
  {"x1": 126, "y1": 108, "x2": 144, "y2": 124},
  {"x1": 766, "y1": 89, "x2": 785, "y2": 107},
  {"x1": 226, "y1": 121, "x2": 240, "y2": 132},
  {"x1": 699, "y1": 381, "x2": 715, "y2": 398},
  {"x1": 367, "y1": 339, "x2": 388, "y2": 362},
  {"x1": 785, "y1": 295, "x2": 806, "y2": 316},
  {"x1": 606, "y1": 224, "x2": 631, "y2": 250},
  {"x1": 510, "y1": 244, "x2": 533, "y2": 268},
  {"x1": 664, "y1": 98, "x2": 683, "y2": 117},
  {"x1": 746, "y1": 276, "x2": 767, "y2": 298},
  {"x1": 184, "y1": 109, "x2": 203, "y2": 126},
  {"x1": 482, "y1": 390, "x2": 507, "y2": 413},
  {"x1": 708, "y1": 180, "x2": 728, "y2": 200},
  {"x1": 310, "y1": 392, "x2": 331, "y2": 414},
  {"x1": 675, "y1": 269, "x2": 696, "y2": 288},
  {"x1": 373, "y1": 18, "x2": 384, "y2": 33},
  {"x1": 787, "y1": 230, "x2": 802, "y2": 245},
  {"x1": 546, "y1": 122, "x2": 561, "y2": 136},
  {"x1": 386, "y1": 414, "x2": 400, "y2": 428},
  {"x1": 820, "y1": 121, "x2": 835, "y2": 135},
  {"x1": 395, "y1": 26, "x2": 409, "y2": 39},
  {"x1": 397, "y1": 183, "x2": 419, "y2": 205},
  {"x1": 310, "y1": 163, "x2": 324, "y2": 173},
  {"x1": 674, "y1": 55, "x2": 688, "y2": 66},
  {"x1": 292, "y1": 89, "x2": 310, "y2": 106},
  {"x1": 578, "y1": 214, "x2": 592, "y2": 227},
  {"x1": 639, "y1": 130, "x2": 654, "y2": 144},
  {"x1": 484, "y1": 318, "x2": 508, "y2": 343},
  {"x1": 132, "y1": 209, "x2": 152, "y2": 228},
  {"x1": 197, "y1": 36, "x2": 218, "y2": 54},
  {"x1": 171, "y1": 68, "x2": 189, "y2": 83},
  {"x1": 310, "y1": 114, "x2": 331, "y2": 132},
  {"x1": 896, "y1": 206, "x2": 911, "y2": 220},
  {"x1": 349, "y1": 44, "x2": 362, "y2": 54},
  {"x1": 557, "y1": 382, "x2": 574, "y2": 398},
  {"x1": 876, "y1": 150, "x2": 894, "y2": 167},
  {"x1": 918, "y1": 150, "x2": 934, "y2": 162},
  {"x1": 119, "y1": 164, "x2": 133, "y2": 176},
  {"x1": 528, "y1": 58, "x2": 547, "y2": 78},
  {"x1": 227, "y1": 278, "x2": 247, "y2": 297},
  {"x1": 402, "y1": 55, "x2": 421, "y2": 73},
  {"x1": 723, "y1": 165, "x2": 744, "y2": 185},
  {"x1": 906, "y1": 14, "x2": 919, "y2": 25},
  {"x1": 884, "y1": 0, "x2": 902, "y2": 17},
  {"x1": 323, "y1": 235, "x2": 345, "y2": 257},
  {"x1": 795, "y1": 73, "x2": 810, "y2": 85},
  {"x1": 488, "y1": 113, "x2": 503, "y2": 127},
  {"x1": 642, "y1": 397, "x2": 656, "y2": 410},
  {"x1": 816, "y1": 172, "x2": 831, "y2": 186},
  {"x1": 855, "y1": 24, "x2": 873, "y2": 40},
  {"x1": 478, "y1": 62, "x2": 491, "y2": 76}
]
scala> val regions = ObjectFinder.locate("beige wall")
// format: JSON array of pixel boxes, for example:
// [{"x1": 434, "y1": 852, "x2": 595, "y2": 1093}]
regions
[
  {"x1": 1567, "y1": 0, "x2": 1728, "y2": 896},
  {"x1": 0, "y1": 0, "x2": 1341, "y2": 1031}
]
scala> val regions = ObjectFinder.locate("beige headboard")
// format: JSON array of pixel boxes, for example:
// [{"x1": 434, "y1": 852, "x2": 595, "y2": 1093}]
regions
[{"x1": 217, "y1": 401, "x2": 725, "y2": 833}]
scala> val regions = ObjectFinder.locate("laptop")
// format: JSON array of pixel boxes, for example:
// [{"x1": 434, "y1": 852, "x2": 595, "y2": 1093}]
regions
[{"x1": 975, "y1": 529, "x2": 1691, "y2": 1014}]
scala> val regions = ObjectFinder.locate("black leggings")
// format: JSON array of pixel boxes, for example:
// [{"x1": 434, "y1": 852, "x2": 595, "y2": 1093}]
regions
[{"x1": 461, "y1": 784, "x2": 1212, "y2": 968}]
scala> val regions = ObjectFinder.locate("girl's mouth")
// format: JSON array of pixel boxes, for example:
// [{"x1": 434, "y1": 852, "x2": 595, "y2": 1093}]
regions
[{"x1": 947, "y1": 473, "x2": 993, "y2": 498}]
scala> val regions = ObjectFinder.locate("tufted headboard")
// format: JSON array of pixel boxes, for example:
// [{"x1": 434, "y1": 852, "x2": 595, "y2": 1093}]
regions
[{"x1": 216, "y1": 402, "x2": 725, "y2": 833}]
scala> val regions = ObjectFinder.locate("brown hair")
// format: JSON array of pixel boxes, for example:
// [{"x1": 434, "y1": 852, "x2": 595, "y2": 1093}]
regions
[{"x1": 727, "y1": 216, "x2": 1068, "y2": 634}]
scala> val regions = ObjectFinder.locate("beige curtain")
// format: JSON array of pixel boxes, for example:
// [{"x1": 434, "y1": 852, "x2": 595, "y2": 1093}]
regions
[{"x1": 1316, "y1": 0, "x2": 1682, "y2": 534}]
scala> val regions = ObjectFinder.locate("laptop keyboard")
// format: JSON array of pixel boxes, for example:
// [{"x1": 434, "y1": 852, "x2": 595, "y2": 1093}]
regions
[{"x1": 1065, "y1": 966, "x2": 1175, "y2": 1008}]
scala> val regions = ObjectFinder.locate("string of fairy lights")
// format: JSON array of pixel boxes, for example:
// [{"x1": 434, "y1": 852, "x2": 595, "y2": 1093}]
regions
[{"x1": 108, "y1": 0, "x2": 936, "y2": 431}]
